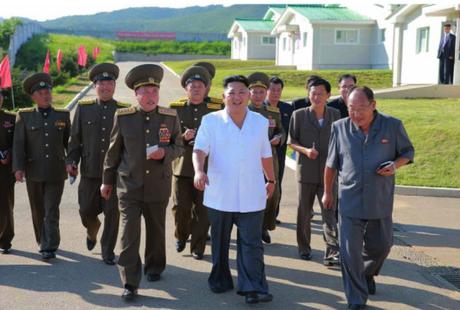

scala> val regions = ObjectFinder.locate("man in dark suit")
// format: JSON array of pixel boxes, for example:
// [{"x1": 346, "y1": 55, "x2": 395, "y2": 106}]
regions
[
  {"x1": 438, "y1": 23, "x2": 456, "y2": 84},
  {"x1": 327, "y1": 74, "x2": 356, "y2": 118}
]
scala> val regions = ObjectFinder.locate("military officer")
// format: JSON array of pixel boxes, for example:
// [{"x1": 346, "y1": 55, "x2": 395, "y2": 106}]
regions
[
  {"x1": 67, "y1": 63, "x2": 129, "y2": 265},
  {"x1": 12, "y1": 73, "x2": 71, "y2": 260},
  {"x1": 247, "y1": 72, "x2": 285, "y2": 244},
  {"x1": 170, "y1": 66, "x2": 222, "y2": 260},
  {"x1": 0, "y1": 85, "x2": 16, "y2": 254},
  {"x1": 100, "y1": 64, "x2": 184, "y2": 301}
]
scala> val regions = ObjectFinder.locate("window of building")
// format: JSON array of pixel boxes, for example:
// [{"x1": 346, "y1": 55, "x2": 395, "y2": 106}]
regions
[
  {"x1": 380, "y1": 29, "x2": 386, "y2": 43},
  {"x1": 303, "y1": 32, "x2": 308, "y2": 47},
  {"x1": 283, "y1": 37, "x2": 287, "y2": 51},
  {"x1": 335, "y1": 29, "x2": 359, "y2": 44},
  {"x1": 261, "y1": 36, "x2": 275, "y2": 45},
  {"x1": 416, "y1": 27, "x2": 429, "y2": 53}
]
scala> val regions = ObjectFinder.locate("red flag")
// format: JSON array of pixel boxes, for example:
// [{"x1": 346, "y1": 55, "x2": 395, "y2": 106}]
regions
[
  {"x1": 56, "y1": 49, "x2": 63, "y2": 72},
  {"x1": 0, "y1": 55, "x2": 12, "y2": 88},
  {"x1": 77, "y1": 45, "x2": 88, "y2": 67},
  {"x1": 92, "y1": 46, "x2": 100, "y2": 60},
  {"x1": 43, "y1": 49, "x2": 51, "y2": 73}
]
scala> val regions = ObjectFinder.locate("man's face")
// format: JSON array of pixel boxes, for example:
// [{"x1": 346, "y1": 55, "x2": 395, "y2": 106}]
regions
[
  {"x1": 267, "y1": 83, "x2": 283, "y2": 103},
  {"x1": 339, "y1": 78, "x2": 356, "y2": 101},
  {"x1": 95, "y1": 80, "x2": 116, "y2": 102},
  {"x1": 135, "y1": 85, "x2": 160, "y2": 112},
  {"x1": 223, "y1": 81, "x2": 250, "y2": 114},
  {"x1": 31, "y1": 88, "x2": 52, "y2": 108},
  {"x1": 186, "y1": 80, "x2": 206, "y2": 104},
  {"x1": 249, "y1": 86, "x2": 267, "y2": 107},
  {"x1": 309, "y1": 84, "x2": 330, "y2": 108},
  {"x1": 348, "y1": 90, "x2": 376, "y2": 129},
  {"x1": 444, "y1": 25, "x2": 451, "y2": 34}
]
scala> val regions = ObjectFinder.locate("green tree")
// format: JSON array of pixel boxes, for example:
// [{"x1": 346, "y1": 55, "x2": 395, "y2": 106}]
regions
[{"x1": 0, "y1": 18, "x2": 23, "y2": 51}]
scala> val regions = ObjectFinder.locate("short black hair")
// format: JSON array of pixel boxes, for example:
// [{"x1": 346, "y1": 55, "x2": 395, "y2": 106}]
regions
[
  {"x1": 338, "y1": 74, "x2": 357, "y2": 84},
  {"x1": 305, "y1": 75, "x2": 321, "y2": 87},
  {"x1": 223, "y1": 75, "x2": 249, "y2": 88},
  {"x1": 348, "y1": 86, "x2": 375, "y2": 101},
  {"x1": 269, "y1": 76, "x2": 284, "y2": 88},
  {"x1": 308, "y1": 78, "x2": 331, "y2": 93}
]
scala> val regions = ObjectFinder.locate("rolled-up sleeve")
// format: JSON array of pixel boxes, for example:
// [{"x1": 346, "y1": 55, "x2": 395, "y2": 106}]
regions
[
  {"x1": 395, "y1": 120, "x2": 414, "y2": 163},
  {"x1": 326, "y1": 123, "x2": 339, "y2": 169},
  {"x1": 194, "y1": 114, "x2": 211, "y2": 155}
]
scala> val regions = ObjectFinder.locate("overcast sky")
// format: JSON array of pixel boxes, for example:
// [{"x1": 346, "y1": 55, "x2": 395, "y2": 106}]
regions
[{"x1": 0, "y1": 0, "x2": 433, "y2": 22}]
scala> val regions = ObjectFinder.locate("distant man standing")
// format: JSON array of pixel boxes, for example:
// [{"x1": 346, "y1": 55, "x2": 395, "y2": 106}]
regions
[
  {"x1": 265, "y1": 77, "x2": 293, "y2": 224},
  {"x1": 323, "y1": 86, "x2": 414, "y2": 309},
  {"x1": 438, "y1": 23, "x2": 456, "y2": 84},
  {"x1": 248, "y1": 72, "x2": 285, "y2": 244},
  {"x1": 193, "y1": 75, "x2": 275, "y2": 304},
  {"x1": 67, "y1": 63, "x2": 129, "y2": 265},
  {"x1": 13, "y1": 73, "x2": 71, "y2": 260},
  {"x1": 0, "y1": 86, "x2": 16, "y2": 254},
  {"x1": 170, "y1": 66, "x2": 222, "y2": 259},
  {"x1": 288, "y1": 78, "x2": 340, "y2": 263},
  {"x1": 101, "y1": 64, "x2": 183, "y2": 301},
  {"x1": 327, "y1": 74, "x2": 357, "y2": 118}
]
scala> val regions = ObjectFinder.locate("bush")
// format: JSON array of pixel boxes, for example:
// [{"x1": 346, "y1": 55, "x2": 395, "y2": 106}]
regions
[
  {"x1": 114, "y1": 40, "x2": 230, "y2": 56},
  {"x1": 0, "y1": 18, "x2": 23, "y2": 50}
]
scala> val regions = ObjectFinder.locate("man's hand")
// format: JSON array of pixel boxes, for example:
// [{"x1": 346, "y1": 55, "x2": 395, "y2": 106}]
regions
[
  {"x1": 100, "y1": 184, "x2": 113, "y2": 200},
  {"x1": 15, "y1": 170, "x2": 25, "y2": 183},
  {"x1": 304, "y1": 147, "x2": 319, "y2": 160},
  {"x1": 265, "y1": 182, "x2": 275, "y2": 199},
  {"x1": 376, "y1": 162, "x2": 396, "y2": 176},
  {"x1": 183, "y1": 128, "x2": 196, "y2": 141},
  {"x1": 322, "y1": 191, "x2": 333, "y2": 209},
  {"x1": 270, "y1": 136, "x2": 281, "y2": 146},
  {"x1": 149, "y1": 147, "x2": 165, "y2": 160},
  {"x1": 194, "y1": 171, "x2": 209, "y2": 191},
  {"x1": 66, "y1": 164, "x2": 78, "y2": 177}
]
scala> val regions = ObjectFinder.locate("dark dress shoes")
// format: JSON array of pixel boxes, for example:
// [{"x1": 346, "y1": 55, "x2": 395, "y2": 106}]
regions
[
  {"x1": 121, "y1": 286, "x2": 137, "y2": 301},
  {"x1": 245, "y1": 292, "x2": 274, "y2": 304},
  {"x1": 147, "y1": 273, "x2": 161, "y2": 282},
  {"x1": 86, "y1": 237, "x2": 96, "y2": 251},
  {"x1": 366, "y1": 275, "x2": 376, "y2": 295},
  {"x1": 103, "y1": 257, "x2": 116, "y2": 265},
  {"x1": 348, "y1": 304, "x2": 366, "y2": 309},
  {"x1": 175, "y1": 240, "x2": 186, "y2": 253},
  {"x1": 300, "y1": 253, "x2": 312, "y2": 260},
  {"x1": 41, "y1": 251, "x2": 56, "y2": 260},
  {"x1": 192, "y1": 252, "x2": 204, "y2": 260}
]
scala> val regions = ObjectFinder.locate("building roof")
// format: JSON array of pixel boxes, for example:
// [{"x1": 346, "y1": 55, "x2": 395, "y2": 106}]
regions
[
  {"x1": 269, "y1": 5, "x2": 286, "y2": 16},
  {"x1": 290, "y1": 4, "x2": 372, "y2": 22},
  {"x1": 234, "y1": 18, "x2": 275, "y2": 32}
]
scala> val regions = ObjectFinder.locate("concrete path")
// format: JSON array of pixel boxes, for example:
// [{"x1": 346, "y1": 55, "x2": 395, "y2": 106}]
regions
[{"x1": 2, "y1": 61, "x2": 459, "y2": 309}]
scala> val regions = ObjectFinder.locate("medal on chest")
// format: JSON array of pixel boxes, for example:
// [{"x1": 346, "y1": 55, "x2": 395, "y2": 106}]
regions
[
  {"x1": 2, "y1": 121, "x2": 14, "y2": 129},
  {"x1": 55, "y1": 120, "x2": 67, "y2": 129},
  {"x1": 159, "y1": 124, "x2": 171, "y2": 143}
]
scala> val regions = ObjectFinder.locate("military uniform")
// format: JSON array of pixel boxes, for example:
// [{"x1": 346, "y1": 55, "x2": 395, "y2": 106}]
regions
[
  {"x1": 0, "y1": 108, "x2": 16, "y2": 252},
  {"x1": 13, "y1": 72, "x2": 70, "y2": 258},
  {"x1": 67, "y1": 63, "x2": 128, "y2": 263},
  {"x1": 102, "y1": 64, "x2": 184, "y2": 291},
  {"x1": 170, "y1": 66, "x2": 223, "y2": 258}
]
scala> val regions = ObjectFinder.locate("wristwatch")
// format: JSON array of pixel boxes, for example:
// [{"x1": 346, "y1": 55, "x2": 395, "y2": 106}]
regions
[{"x1": 267, "y1": 179, "x2": 276, "y2": 184}]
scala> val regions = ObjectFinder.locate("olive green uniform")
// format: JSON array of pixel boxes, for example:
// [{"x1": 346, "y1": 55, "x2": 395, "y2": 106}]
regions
[
  {"x1": 12, "y1": 106, "x2": 70, "y2": 253},
  {"x1": 248, "y1": 103, "x2": 285, "y2": 231},
  {"x1": 170, "y1": 98, "x2": 223, "y2": 255},
  {"x1": 67, "y1": 98, "x2": 129, "y2": 261},
  {"x1": 103, "y1": 105, "x2": 183, "y2": 289},
  {"x1": 0, "y1": 109, "x2": 16, "y2": 251}
]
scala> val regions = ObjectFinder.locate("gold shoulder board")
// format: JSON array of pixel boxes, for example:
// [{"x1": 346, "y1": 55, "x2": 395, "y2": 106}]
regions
[
  {"x1": 158, "y1": 107, "x2": 177, "y2": 116},
  {"x1": 209, "y1": 96, "x2": 223, "y2": 104},
  {"x1": 116, "y1": 102, "x2": 131, "y2": 108},
  {"x1": 178, "y1": 97, "x2": 188, "y2": 102},
  {"x1": 3, "y1": 110, "x2": 17, "y2": 116},
  {"x1": 54, "y1": 107, "x2": 70, "y2": 113},
  {"x1": 78, "y1": 99, "x2": 96, "y2": 106},
  {"x1": 116, "y1": 106, "x2": 136, "y2": 116},
  {"x1": 169, "y1": 101, "x2": 186, "y2": 108},
  {"x1": 19, "y1": 107, "x2": 35, "y2": 113},
  {"x1": 207, "y1": 103, "x2": 222, "y2": 110},
  {"x1": 266, "y1": 106, "x2": 280, "y2": 113}
]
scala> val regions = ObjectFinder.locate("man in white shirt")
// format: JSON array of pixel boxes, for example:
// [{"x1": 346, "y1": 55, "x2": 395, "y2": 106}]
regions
[{"x1": 193, "y1": 75, "x2": 275, "y2": 304}]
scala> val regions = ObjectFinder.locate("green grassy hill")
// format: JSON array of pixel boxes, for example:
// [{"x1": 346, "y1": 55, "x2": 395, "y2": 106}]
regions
[{"x1": 40, "y1": 5, "x2": 269, "y2": 34}]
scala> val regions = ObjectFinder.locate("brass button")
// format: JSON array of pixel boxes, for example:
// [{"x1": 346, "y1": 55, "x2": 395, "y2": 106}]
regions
[
  {"x1": 45, "y1": 154, "x2": 49, "y2": 158},
  {"x1": 104, "y1": 106, "x2": 107, "y2": 109},
  {"x1": 45, "y1": 144, "x2": 49, "y2": 147},
  {"x1": 101, "y1": 138, "x2": 105, "y2": 142},
  {"x1": 194, "y1": 108, "x2": 198, "y2": 112},
  {"x1": 102, "y1": 128, "x2": 106, "y2": 131},
  {"x1": 102, "y1": 116, "x2": 106, "y2": 120},
  {"x1": 146, "y1": 143, "x2": 150, "y2": 147},
  {"x1": 146, "y1": 129, "x2": 150, "y2": 133},
  {"x1": 146, "y1": 116, "x2": 150, "y2": 120},
  {"x1": 146, "y1": 170, "x2": 150, "y2": 174},
  {"x1": 44, "y1": 122, "x2": 48, "y2": 126},
  {"x1": 45, "y1": 133, "x2": 49, "y2": 136},
  {"x1": 194, "y1": 118, "x2": 198, "y2": 121},
  {"x1": 101, "y1": 149, "x2": 105, "y2": 153}
]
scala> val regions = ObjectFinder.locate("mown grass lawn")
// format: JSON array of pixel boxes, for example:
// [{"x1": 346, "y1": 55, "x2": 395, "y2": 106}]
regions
[{"x1": 164, "y1": 59, "x2": 393, "y2": 100}]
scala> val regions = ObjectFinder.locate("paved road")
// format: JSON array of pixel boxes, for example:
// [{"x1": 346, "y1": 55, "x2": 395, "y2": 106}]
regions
[{"x1": 2, "y1": 61, "x2": 459, "y2": 309}]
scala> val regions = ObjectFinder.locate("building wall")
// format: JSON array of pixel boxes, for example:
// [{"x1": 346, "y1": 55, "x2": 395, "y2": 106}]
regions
[
  {"x1": 400, "y1": 8, "x2": 444, "y2": 85},
  {"x1": 372, "y1": 20, "x2": 394, "y2": 69},
  {"x1": 293, "y1": 21, "x2": 314, "y2": 70},
  {"x1": 247, "y1": 32, "x2": 276, "y2": 60}
]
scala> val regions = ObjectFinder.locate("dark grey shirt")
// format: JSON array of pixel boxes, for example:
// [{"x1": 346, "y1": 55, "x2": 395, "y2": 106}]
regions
[{"x1": 326, "y1": 111, "x2": 414, "y2": 219}]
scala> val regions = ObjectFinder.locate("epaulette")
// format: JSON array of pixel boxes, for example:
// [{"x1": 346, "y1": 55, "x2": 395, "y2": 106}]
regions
[
  {"x1": 78, "y1": 99, "x2": 96, "y2": 106},
  {"x1": 178, "y1": 97, "x2": 188, "y2": 102},
  {"x1": 116, "y1": 106, "x2": 136, "y2": 116},
  {"x1": 18, "y1": 107, "x2": 35, "y2": 113},
  {"x1": 266, "y1": 106, "x2": 280, "y2": 113},
  {"x1": 116, "y1": 102, "x2": 131, "y2": 108},
  {"x1": 158, "y1": 107, "x2": 177, "y2": 116},
  {"x1": 169, "y1": 101, "x2": 187, "y2": 108},
  {"x1": 208, "y1": 96, "x2": 223, "y2": 104},
  {"x1": 3, "y1": 110, "x2": 17, "y2": 116},
  {"x1": 207, "y1": 103, "x2": 222, "y2": 110},
  {"x1": 54, "y1": 107, "x2": 69, "y2": 113}
]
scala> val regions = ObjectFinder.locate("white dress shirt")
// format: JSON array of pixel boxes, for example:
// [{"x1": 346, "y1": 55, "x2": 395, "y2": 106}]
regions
[{"x1": 194, "y1": 107, "x2": 272, "y2": 213}]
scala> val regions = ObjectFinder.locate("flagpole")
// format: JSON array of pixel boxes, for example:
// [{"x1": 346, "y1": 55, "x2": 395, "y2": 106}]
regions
[{"x1": 10, "y1": 83, "x2": 15, "y2": 110}]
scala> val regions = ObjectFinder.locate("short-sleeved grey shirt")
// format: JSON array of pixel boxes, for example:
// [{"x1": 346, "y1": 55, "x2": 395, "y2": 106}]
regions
[{"x1": 326, "y1": 111, "x2": 414, "y2": 219}]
